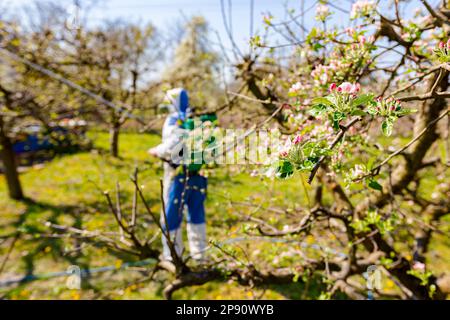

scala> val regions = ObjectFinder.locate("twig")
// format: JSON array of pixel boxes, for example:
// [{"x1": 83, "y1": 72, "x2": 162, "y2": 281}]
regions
[
  {"x1": 130, "y1": 167, "x2": 138, "y2": 230},
  {"x1": 356, "y1": 109, "x2": 450, "y2": 181},
  {"x1": 0, "y1": 233, "x2": 20, "y2": 276},
  {"x1": 116, "y1": 182, "x2": 125, "y2": 241},
  {"x1": 308, "y1": 117, "x2": 361, "y2": 184}
]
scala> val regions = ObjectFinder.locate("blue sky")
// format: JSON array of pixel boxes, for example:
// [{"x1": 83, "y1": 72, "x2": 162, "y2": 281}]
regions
[
  {"x1": 4, "y1": 0, "x2": 442, "y2": 77},
  {"x1": 6, "y1": 0, "x2": 344, "y2": 54},
  {"x1": 6, "y1": 0, "x2": 442, "y2": 50},
  {"x1": 7, "y1": 0, "x2": 441, "y2": 54},
  {"x1": 90, "y1": 0, "x2": 290, "y2": 52},
  {"x1": 7, "y1": 0, "x2": 441, "y2": 48}
]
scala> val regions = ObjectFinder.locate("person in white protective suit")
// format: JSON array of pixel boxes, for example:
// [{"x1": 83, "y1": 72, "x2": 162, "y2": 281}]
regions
[{"x1": 148, "y1": 88, "x2": 208, "y2": 262}]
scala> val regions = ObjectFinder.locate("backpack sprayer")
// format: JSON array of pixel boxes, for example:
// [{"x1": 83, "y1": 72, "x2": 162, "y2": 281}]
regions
[{"x1": 178, "y1": 112, "x2": 219, "y2": 174}]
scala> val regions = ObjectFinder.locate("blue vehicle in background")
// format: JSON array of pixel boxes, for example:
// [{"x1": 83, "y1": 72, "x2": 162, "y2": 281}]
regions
[
  {"x1": 10, "y1": 119, "x2": 91, "y2": 166},
  {"x1": 12, "y1": 124, "x2": 54, "y2": 155}
]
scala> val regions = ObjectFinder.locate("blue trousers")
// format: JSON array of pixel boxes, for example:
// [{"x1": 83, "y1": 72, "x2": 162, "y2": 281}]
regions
[{"x1": 163, "y1": 174, "x2": 207, "y2": 231}]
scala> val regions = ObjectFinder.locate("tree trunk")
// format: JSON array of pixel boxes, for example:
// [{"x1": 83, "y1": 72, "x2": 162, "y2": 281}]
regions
[
  {"x1": 0, "y1": 120, "x2": 24, "y2": 200},
  {"x1": 109, "y1": 121, "x2": 120, "y2": 158}
]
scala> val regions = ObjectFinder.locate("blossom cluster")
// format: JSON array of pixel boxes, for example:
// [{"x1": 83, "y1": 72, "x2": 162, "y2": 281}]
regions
[
  {"x1": 400, "y1": 22, "x2": 421, "y2": 42},
  {"x1": 329, "y1": 82, "x2": 360, "y2": 95},
  {"x1": 367, "y1": 97, "x2": 416, "y2": 136},
  {"x1": 349, "y1": 164, "x2": 368, "y2": 181},
  {"x1": 368, "y1": 97, "x2": 406, "y2": 117},
  {"x1": 315, "y1": 4, "x2": 331, "y2": 22},
  {"x1": 350, "y1": 0, "x2": 376, "y2": 20},
  {"x1": 310, "y1": 38, "x2": 374, "y2": 87},
  {"x1": 311, "y1": 64, "x2": 332, "y2": 86},
  {"x1": 434, "y1": 39, "x2": 450, "y2": 62},
  {"x1": 288, "y1": 81, "x2": 310, "y2": 97}
]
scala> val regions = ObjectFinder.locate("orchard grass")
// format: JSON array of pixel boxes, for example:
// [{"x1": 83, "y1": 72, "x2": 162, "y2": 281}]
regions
[{"x1": 0, "y1": 131, "x2": 448, "y2": 299}]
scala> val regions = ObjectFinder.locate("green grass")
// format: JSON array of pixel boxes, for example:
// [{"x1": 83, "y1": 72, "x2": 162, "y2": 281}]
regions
[
  {"x1": 0, "y1": 131, "x2": 311, "y2": 299},
  {"x1": 0, "y1": 131, "x2": 448, "y2": 299}
]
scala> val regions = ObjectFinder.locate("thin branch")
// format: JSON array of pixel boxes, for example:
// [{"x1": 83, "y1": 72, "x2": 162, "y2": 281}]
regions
[
  {"x1": 308, "y1": 117, "x2": 361, "y2": 184},
  {"x1": 365, "y1": 109, "x2": 449, "y2": 178}
]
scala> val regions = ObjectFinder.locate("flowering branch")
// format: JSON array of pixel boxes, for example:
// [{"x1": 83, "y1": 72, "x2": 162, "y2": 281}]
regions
[
  {"x1": 308, "y1": 117, "x2": 361, "y2": 184},
  {"x1": 356, "y1": 108, "x2": 450, "y2": 182}
]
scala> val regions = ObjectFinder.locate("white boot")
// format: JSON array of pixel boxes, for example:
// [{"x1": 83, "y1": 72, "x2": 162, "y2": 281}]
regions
[
  {"x1": 161, "y1": 228, "x2": 183, "y2": 261},
  {"x1": 187, "y1": 223, "x2": 207, "y2": 261}
]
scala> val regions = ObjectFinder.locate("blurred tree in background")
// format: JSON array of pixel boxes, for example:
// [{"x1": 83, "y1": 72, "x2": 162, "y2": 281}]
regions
[{"x1": 162, "y1": 16, "x2": 223, "y2": 110}]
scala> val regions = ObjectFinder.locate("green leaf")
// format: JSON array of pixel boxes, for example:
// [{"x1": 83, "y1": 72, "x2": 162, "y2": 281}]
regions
[
  {"x1": 312, "y1": 97, "x2": 334, "y2": 107},
  {"x1": 438, "y1": 140, "x2": 447, "y2": 165},
  {"x1": 309, "y1": 104, "x2": 329, "y2": 117},
  {"x1": 352, "y1": 93, "x2": 374, "y2": 107},
  {"x1": 368, "y1": 180, "x2": 383, "y2": 192},
  {"x1": 331, "y1": 112, "x2": 346, "y2": 130},
  {"x1": 351, "y1": 109, "x2": 367, "y2": 117},
  {"x1": 395, "y1": 108, "x2": 416, "y2": 117},
  {"x1": 275, "y1": 160, "x2": 294, "y2": 179},
  {"x1": 381, "y1": 119, "x2": 394, "y2": 136},
  {"x1": 367, "y1": 157, "x2": 376, "y2": 171},
  {"x1": 312, "y1": 43, "x2": 324, "y2": 51},
  {"x1": 366, "y1": 104, "x2": 378, "y2": 116},
  {"x1": 350, "y1": 219, "x2": 370, "y2": 233},
  {"x1": 366, "y1": 209, "x2": 380, "y2": 224},
  {"x1": 376, "y1": 219, "x2": 395, "y2": 235}
]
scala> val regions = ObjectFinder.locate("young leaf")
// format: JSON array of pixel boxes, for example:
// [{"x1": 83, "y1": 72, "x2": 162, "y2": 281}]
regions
[
  {"x1": 275, "y1": 160, "x2": 294, "y2": 179},
  {"x1": 312, "y1": 97, "x2": 334, "y2": 107},
  {"x1": 381, "y1": 119, "x2": 394, "y2": 136},
  {"x1": 309, "y1": 104, "x2": 329, "y2": 117},
  {"x1": 351, "y1": 109, "x2": 367, "y2": 117},
  {"x1": 368, "y1": 179, "x2": 383, "y2": 192},
  {"x1": 352, "y1": 93, "x2": 374, "y2": 107},
  {"x1": 396, "y1": 108, "x2": 417, "y2": 117}
]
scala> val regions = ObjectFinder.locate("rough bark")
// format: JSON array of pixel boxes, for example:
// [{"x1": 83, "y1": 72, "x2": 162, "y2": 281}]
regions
[
  {"x1": 355, "y1": 71, "x2": 449, "y2": 300},
  {"x1": 0, "y1": 117, "x2": 24, "y2": 200},
  {"x1": 109, "y1": 120, "x2": 120, "y2": 158}
]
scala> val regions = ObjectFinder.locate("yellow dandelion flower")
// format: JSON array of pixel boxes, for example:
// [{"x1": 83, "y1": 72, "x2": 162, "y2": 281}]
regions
[
  {"x1": 386, "y1": 279, "x2": 395, "y2": 289},
  {"x1": 306, "y1": 235, "x2": 315, "y2": 245},
  {"x1": 71, "y1": 291, "x2": 80, "y2": 300},
  {"x1": 115, "y1": 260, "x2": 123, "y2": 269}
]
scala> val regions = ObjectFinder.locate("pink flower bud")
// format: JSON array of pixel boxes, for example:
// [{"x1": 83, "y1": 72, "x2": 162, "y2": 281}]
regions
[
  {"x1": 338, "y1": 82, "x2": 360, "y2": 94},
  {"x1": 329, "y1": 83, "x2": 337, "y2": 92},
  {"x1": 346, "y1": 27, "x2": 355, "y2": 36},
  {"x1": 279, "y1": 151, "x2": 288, "y2": 158},
  {"x1": 439, "y1": 41, "x2": 445, "y2": 48},
  {"x1": 447, "y1": 39, "x2": 450, "y2": 48},
  {"x1": 413, "y1": 262, "x2": 425, "y2": 271},
  {"x1": 358, "y1": 35, "x2": 366, "y2": 45},
  {"x1": 293, "y1": 135, "x2": 303, "y2": 145},
  {"x1": 338, "y1": 82, "x2": 353, "y2": 94}
]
